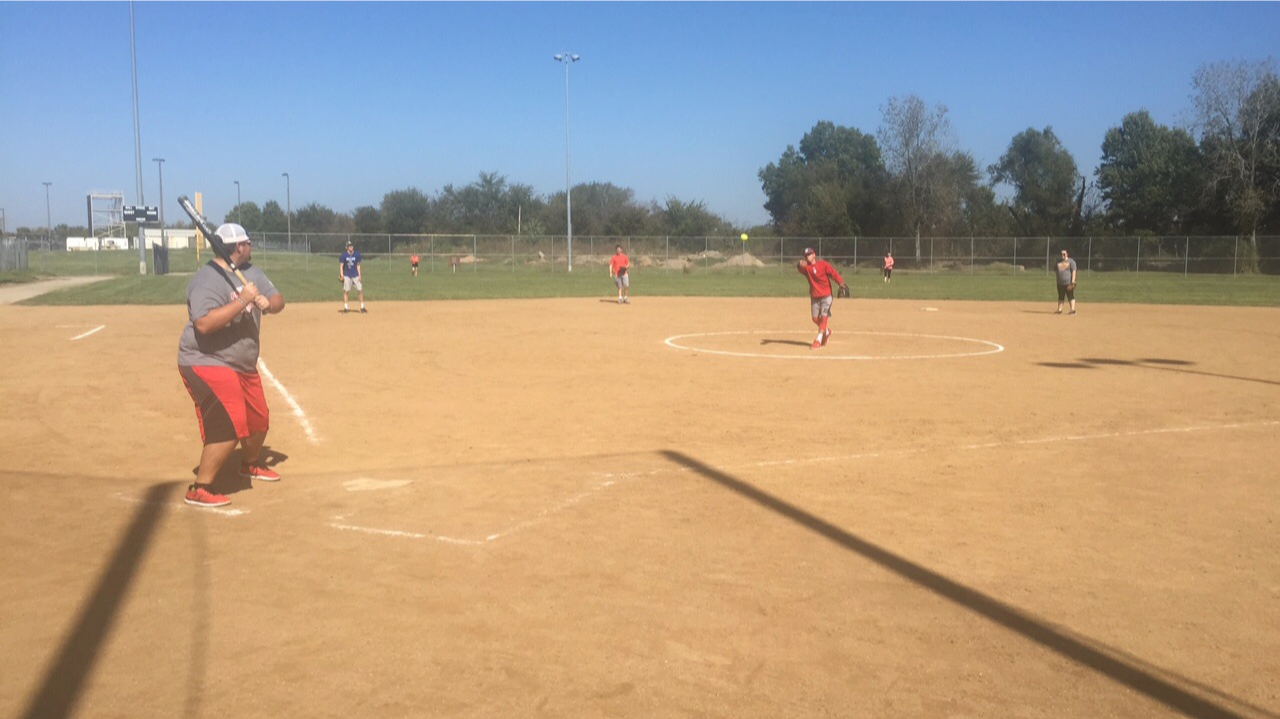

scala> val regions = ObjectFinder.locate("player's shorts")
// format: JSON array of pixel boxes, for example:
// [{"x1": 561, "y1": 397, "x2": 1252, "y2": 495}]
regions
[
  {"x1": 613, "y1": 273, "x2": 629, "y2": 289},
  {"x1": 180, "y1": 365, "x2": 270, "y2": 444},
  {"x1": 810, "y1": 294, "x2": 833, "y2": 318},
  {"x1": 343, "y1": 276, "x2": 363, "y2": 292},
  {"x1": 883, "y1": 267, "x2": 893, "y2": 278},
  {"x1": 1057, "y1": 283, "x2": 1075, "y2": 302}
]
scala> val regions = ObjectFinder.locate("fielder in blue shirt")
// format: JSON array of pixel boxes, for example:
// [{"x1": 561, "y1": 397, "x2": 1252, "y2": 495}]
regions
[{"x1": 339, "y1": 241, "x2": 366, "y2": 314}]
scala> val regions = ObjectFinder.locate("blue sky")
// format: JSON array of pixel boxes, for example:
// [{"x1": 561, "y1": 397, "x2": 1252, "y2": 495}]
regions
[{"x1": 2, "y1": 2, "x2": 1278, "y2": 232}]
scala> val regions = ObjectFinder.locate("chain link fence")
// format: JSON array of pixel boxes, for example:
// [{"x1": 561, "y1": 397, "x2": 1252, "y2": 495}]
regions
[
  {"x1": 3, "y1": 233, "x2": 1277, "y2": 276},
  {"x1": 243, "y1": 233, "x2": 1279, "y2": 276}
]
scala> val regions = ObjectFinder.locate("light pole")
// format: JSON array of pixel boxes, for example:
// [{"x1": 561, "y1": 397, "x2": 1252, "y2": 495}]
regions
[
  {"x1": 282, "y1": 172, "x2": 291, "y2": 252},
  {"x1": 43, "y1": 182, "x2": 52, "y2": 246},
  {"x1": 153, "y1": 158, "x2": 166, "y2": 261},
  {"x1": 234, "y1": 180, "x2": 242, "y2": 226},
  {"x1": 130, "y1": 0, "x2": 146, "y2": 275},
  {"x1": 554, "y1": 52, "x2": 580, "y2": 272}
]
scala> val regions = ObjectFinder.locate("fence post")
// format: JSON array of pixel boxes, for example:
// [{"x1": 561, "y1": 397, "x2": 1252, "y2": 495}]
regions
[
  {"x1": 512, "y1": 235, "x2": 515, "y2": 272},
  {"x1": 1234, "y1": 236, "x2": 1238, "y2": 276},
  {"x1": 1184, "y1": 237, "x2": 1189, "y2": 277},
  {"x1": 1136, "y1": 237, "x2": 1141, "y2": 273},
  {"x1": 1087, "y1": 237, "x2": 1092, "y2": 273},
  {"x1": 1045, "y1": 237, "x2": 1050, "y2": 275},
  {"x1": 853, "y1": 236, "x2": 858, "y2": 273},
  {"x1": 473, "y1": 235, "x2": 477, "y2": 273},
  {"x1": 970, "y1": 236, "x2": 974, "y2": 273}
]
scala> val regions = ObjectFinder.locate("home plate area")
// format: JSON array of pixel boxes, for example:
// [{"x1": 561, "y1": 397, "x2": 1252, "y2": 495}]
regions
[{"x1": 329, "y1": 453, "x2": 647, "y2": 545}]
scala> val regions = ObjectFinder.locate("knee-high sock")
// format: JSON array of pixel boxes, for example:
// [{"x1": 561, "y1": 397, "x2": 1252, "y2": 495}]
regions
[{"x1": 819, "y1": 316, "x2": 829, "y2": 333}]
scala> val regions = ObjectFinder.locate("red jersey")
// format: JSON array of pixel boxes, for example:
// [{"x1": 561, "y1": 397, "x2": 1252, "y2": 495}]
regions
[
  {"x1": 883, "y1": 256, "x2": 894, "y2": 270},
  {"x1": 609, "y1": 253, "x2": 630, "y2": 276},
  {"x1": 797, "y1": 259, "x2": 844, "y2": 298}
]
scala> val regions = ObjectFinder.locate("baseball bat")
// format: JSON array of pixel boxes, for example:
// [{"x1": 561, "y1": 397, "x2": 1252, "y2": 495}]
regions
[{"x1": 177, "y1": 195, "x2": 248, "y2": 285}]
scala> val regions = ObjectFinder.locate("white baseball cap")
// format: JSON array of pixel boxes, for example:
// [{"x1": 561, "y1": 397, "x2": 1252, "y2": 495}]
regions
[{"x1": 215, "y1": 223, "x2": 250, "y2": 244}]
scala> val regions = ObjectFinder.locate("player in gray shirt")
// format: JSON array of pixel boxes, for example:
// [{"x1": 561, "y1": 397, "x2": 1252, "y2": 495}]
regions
[
  {"x1": 177, "y1": 223, "x2": 285, "y2": 507},
  {"x1": 1055, "y1": 249, "x2": 1078, "y2": 315}
]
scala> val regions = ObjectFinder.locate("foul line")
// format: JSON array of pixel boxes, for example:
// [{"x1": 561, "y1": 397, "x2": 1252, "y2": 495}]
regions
[
  {"x1": 70, "y1": 325, "x2": 105, "y2": 341},
  {"x1": 328, "y1": 418, "x2": 1278, "y2": 546},
  {"x1": 257, "y1": 359, "x2": 320, "y2": 445}
]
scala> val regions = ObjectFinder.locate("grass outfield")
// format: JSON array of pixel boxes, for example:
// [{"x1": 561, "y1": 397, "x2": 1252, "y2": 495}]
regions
[{"x1": 10, "y1": 247, "x2": 1280, "y2": 306}]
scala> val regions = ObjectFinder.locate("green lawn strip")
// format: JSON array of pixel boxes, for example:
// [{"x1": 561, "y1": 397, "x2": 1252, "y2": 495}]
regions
[{"x1": 17, "y1": 264, "x2": 1280, "y2": 307}]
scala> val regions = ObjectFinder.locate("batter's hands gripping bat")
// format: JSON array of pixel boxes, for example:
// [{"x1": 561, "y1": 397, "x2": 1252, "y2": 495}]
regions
[{"x1": 177, "y1": 195, "x2": 248, "y2": 286}]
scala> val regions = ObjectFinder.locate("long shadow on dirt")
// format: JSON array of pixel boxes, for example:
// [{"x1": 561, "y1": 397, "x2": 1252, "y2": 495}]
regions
[{"x1": 662, "y1": 449, "x2": 1263, "y2": 719}]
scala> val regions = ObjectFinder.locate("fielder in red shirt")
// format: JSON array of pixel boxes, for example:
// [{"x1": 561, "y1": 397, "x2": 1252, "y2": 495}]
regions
[
  {"x1": 797, "y1": 247, "x2": 848, "y2": 350},
  {"x1": 609, "y1": 244, "x2": 631, "y2": 304}
]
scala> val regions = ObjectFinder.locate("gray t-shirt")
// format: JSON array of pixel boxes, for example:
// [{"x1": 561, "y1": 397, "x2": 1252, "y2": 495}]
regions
[
  {"x1": 177, "y1": 261, "x2": 278, "y2": 372},
  {"x1": 1055, "y1": 257, "x2": 1077, "y2": 285}
]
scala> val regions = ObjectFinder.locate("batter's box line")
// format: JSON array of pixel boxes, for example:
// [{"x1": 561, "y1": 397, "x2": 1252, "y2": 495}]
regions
[
  {"x1": 324, "y1": 418, "x2": 1278, "y2": 546},
  {"x1": 328, "y1": 472, "x2": 641, "y2": 546}
]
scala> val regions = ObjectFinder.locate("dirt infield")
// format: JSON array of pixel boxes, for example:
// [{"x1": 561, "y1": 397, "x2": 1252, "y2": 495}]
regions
[{"x1": 1, "y1": 296, "x2": 1277, "y2": 718}]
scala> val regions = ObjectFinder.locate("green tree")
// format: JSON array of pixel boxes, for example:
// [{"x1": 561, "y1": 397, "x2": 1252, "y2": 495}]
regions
[
  {"x1": 989, "y1": 127, "x2": 1080, "y2": 236},
  {"x1": 436, "y1": 172, "x2": 546, "y2": 235},
  {"x1": 561, "y1": 182, "x2": 641, "y2": 237},
  {"x1": 352, "y1": 205, "x2": 381, "y2": 233},
  {"x1": 293, "y1": 202, "x2": 353, "y2": 233},
  {"x1": 759, "y1": 121, "x2": 888, "y2": 236},
  {"x1": 1096, "y1": 110, "x2": 1202, "y2": 234},
  {"x1": 878, "y1": 95, "x2": 957, "y2": 257},
  {"x1": 260, "y1": 201, "x2": 288, "y2": 233},
  {"x1": 225, "y1": 202, "x2": 262, "y2": 232},
  {"x1": 380, "y1": 188, "x2": 432, "y2": 234},
  {"x1": 1191, "y1": 59, "x2": 1280, "y2": 267},
  {"x1": 659, "y1": 197, "x2": 733, "y2": 237}
]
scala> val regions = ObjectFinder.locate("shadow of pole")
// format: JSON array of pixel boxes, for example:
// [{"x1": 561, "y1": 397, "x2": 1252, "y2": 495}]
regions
[
  {"x1": 21, "y1": 481, "x2": 178, "y2": 719},
  {"x1": 661, "y1": 450, "x2": 1250, "y2": 719}
]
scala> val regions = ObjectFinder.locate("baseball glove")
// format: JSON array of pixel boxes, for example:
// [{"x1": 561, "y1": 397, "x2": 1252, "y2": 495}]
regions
[
  {"x1": 837, "y1": 284, "x2": 851, "y2": 299},
  {"x1": 1066, "y1": 282, "x2": 1076, "y2": 292},
  {"x1": 616, "y1": 266, "x2": 627, "y2": 277}
]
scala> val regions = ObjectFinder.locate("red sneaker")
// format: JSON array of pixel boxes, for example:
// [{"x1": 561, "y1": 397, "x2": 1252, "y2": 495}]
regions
[
  {"x1": 821, "y1": 328, "x2": 832, "y2": 346},
  {"x1": 185, "y1": 484, "x2": 230, "y2": 508},
  {"x1": 239, "y1": 463, "x2": 281, "y2": 482},
  {"x1": 811, "y1": 340, "x2": 822, "y2": 350}
]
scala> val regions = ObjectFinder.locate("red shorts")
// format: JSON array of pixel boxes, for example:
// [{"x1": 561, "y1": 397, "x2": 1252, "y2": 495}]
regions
[{"x1": 179, "y1": 365, "x2": 270, "y2": 444}]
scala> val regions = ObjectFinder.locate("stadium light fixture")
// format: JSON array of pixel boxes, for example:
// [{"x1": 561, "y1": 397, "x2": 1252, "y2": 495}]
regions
[{"x1": 554, "y1": 52, "x2": 581, "y2": 271}]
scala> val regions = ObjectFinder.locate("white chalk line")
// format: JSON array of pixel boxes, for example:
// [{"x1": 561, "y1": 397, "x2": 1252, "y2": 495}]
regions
[
  {"x1": 332, "y1": 414, "x2": 1280, "y2": 542},
  {"x1": 329, "y1": 418, "x2": 1279, "y2": 545},
  {"x1": 114, "y1": 492, "x2": 249, "y2": 517},
  {"x1": 664, "y1": 330, "x2": 1005, "y2": 360},
  {"x1": 328, "y1": 477, "x2": 625, "y2": 546},
  {"x1": 70, "y1": 325, "x2": 105, "y2": 341},
  {"x1": 257, "y1": 358, "x2": 320, "y2": 445}
]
